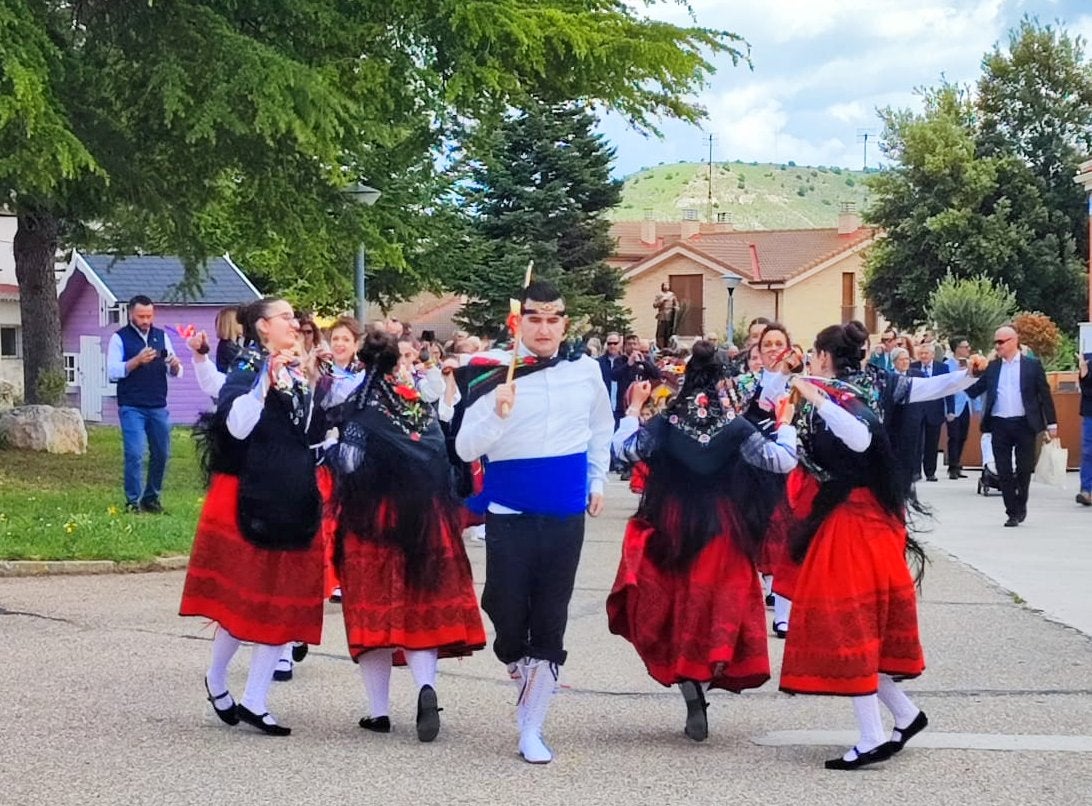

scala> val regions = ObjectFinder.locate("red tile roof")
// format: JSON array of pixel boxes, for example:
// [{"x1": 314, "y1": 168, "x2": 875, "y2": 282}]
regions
[
  {"x1": 611, "y1": 222, "x2": 875, "y2": 284},
  {"x1": 0, "y1": 283, "x2": 18, "y2": 301}
]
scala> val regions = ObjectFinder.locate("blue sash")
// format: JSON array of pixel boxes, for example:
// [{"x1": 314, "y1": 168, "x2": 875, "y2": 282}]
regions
[{"x1": 482, "y1": 453, "x2": 589, "y2": 516}]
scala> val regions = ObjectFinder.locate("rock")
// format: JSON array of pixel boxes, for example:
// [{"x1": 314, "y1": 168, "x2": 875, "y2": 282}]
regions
[
  {"x1": 0, "y1": 405, "x2": 88, "y2": 454},
  {"x1": 0, "y1": 380, "x2": 14, "y2": 411}
]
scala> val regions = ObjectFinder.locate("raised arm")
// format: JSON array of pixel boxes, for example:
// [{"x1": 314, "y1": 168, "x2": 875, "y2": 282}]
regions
[{"x1": 741, "y1": 423, "x2": 798, "y2": 473}]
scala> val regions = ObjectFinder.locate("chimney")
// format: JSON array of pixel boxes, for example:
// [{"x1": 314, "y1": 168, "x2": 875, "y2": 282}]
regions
[
  {"x1": 838, "y1": 201, "x2": 861, "y2": 234},
  {"x1": 680, "y1": 208, "x2": 700, "y2": 239},
  {"x1": 640, "y1": 209, "x2": 657, "y2": 245}
]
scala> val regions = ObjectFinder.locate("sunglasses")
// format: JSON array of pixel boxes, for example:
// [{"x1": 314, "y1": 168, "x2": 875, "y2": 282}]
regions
[
  {"x1": 606, "y1": 341, "x2": 620, "y2": 346},
  {"x1": 300, "y1": 328, "x2": 314, "y2": 334},
  {"x1": 881, "y1": 336, "x2": 896, "y2": 342},
  {"x1": 994, "y1": 337, "x2": 1013, "y2": 346}
]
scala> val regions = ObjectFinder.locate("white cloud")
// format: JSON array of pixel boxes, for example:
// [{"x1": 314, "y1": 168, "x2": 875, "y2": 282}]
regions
[{"x1": 826, "y1": 101, "x2": 868, "y2": 123}]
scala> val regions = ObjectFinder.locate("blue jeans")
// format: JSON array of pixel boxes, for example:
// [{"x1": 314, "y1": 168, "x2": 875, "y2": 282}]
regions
[
  {"x1": 119, "y1": 405, "x2": 171, "y2": 505},
  {"x1": 1082, "y1": 416, "x2": 1092, "y2": 493}
]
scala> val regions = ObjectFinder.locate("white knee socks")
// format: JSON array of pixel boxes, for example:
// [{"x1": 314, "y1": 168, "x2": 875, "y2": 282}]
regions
[
  {"x1": 878, "y1": 673, "x2": 921, "y2": 731},
  {"x1": 847, "y1": 694, "x2": 886, "y2": 760},
  {"x1": 207, "y1": 627, "x2": 242, "y2": 700},
  {"x1": 358, "y1": 649, "x2": 395, "y2": 718},
  {"x1": 405, "y1": 648, "x2": 439, "y2": 691},
  {"x1": 275, "y1": 643, "x2": 294, "y2": 675},
  {"x1": 241, "y1": 642, "x2": 286, "y2": 718},
  {"x1": 773, "y1": 594, "x2": 792, "y2": 626}
]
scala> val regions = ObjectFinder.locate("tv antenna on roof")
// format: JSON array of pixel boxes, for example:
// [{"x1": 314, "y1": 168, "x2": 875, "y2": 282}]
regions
[
  {"x1": 856, "y1": 128, "x2": 877, "y2": 171},
  {"x1": 704, "y1": 133, "x2": 718, "y2": 223}
]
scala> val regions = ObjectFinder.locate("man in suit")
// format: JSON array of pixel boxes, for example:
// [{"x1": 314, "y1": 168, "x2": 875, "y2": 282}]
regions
[
  {"x1": 966, "y1": 325, "x2": 1058, "y2": 527},
  {"x1": 909, "y1": 342, "x2": 951, "y2": 482},
  {"x1": 944, "y1": 336, "x2": 973, "y2": 479},
  {"x1": 597, "y1": 332, "x2": 628, "y2": 428}
]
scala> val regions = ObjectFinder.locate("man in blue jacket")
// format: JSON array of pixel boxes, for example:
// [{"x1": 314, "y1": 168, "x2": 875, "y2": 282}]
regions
[
  {"x1": 106, "y1": 295, "x2": 182, "y2": 512},
  {"x1": 944, "y1": 336, "x2": 973, "y2": 479}
]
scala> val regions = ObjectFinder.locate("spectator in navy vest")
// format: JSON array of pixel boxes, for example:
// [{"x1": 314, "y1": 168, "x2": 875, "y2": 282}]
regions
[
  {"x1": 907, "y1": 341, "x2": 951, "y2": 483},
  {"x1": 107, "y1": 295, "x2": 182, "y2": 513},
  {"x1": 597, "y1": 332, "x2": 627, "y2": 426}
]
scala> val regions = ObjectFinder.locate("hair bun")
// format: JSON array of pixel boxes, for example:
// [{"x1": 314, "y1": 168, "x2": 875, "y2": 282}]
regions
[{"x1": 842, "y1": 320, "x2": 868, "y2": 349}]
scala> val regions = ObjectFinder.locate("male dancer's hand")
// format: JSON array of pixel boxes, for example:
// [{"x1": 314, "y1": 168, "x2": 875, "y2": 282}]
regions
[
  {"x1": 495, "y1": 383, "x2": 516, "y2": 418},
  {"x1": 587, "y1": 493, "x2": 604, "y2": 517}
]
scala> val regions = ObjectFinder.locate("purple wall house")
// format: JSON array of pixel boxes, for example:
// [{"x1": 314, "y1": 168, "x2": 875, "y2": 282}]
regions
[{"x1": 57, "y1": 253, "x2": 261, "y2": 426}]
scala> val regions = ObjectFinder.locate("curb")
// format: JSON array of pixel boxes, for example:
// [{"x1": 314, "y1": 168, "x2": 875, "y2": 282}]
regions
[{"x1": 0, "y1": 555, "x2": 189, "y2": 578}]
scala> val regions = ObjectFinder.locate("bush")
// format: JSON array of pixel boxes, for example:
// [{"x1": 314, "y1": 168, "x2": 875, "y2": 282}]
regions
[
  {"x1": 1046, "y1": 331, "x2": 1079, "y2": 371},
  {"x1": 845, "y1": 177, "x2": 856, "y2": 187},
  {"x1": 927, "y1": 273, "x2": 1017, "y2": 352},
  {"x1": 1014, "y1": 311, "x2": 1062, "y2": 362},
  {"x1": 787, "y1": 160, "x2": 796, "y2": 167},
  {"x1": 796, "y1": 188, "x2": 806, "y2": 197},
  {"x1": 831, "y1": 166, "x2": 843, "y2": 175}
]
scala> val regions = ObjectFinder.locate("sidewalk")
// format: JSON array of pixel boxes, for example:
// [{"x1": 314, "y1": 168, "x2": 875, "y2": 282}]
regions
[{"x1": 915, "y1": 473, "x2": 1092, "y2": 636}]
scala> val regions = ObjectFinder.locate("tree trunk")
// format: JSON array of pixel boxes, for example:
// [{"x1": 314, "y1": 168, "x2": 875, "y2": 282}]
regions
[{"x1": 13, "y1": 212, "x2": 63, "y2": 405}]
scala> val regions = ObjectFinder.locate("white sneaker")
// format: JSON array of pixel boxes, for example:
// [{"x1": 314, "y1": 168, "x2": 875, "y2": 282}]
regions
[{"x1": 519, "y1": 729, "x2": 553, "y2": 764}]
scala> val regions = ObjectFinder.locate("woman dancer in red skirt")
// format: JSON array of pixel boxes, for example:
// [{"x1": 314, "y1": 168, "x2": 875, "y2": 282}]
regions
[
  {"x1": 329, "y1": 331, "x2": 485, "y2": 742},
  {"x1": 180, "y1": 298, "x2": 326, "y2": 736},
  {"x1": 781, "y1": 322, "x2": 930, "y2": 770},
  {"x1": 607, "y1": 341, "x2": 798, "y2": 741}
]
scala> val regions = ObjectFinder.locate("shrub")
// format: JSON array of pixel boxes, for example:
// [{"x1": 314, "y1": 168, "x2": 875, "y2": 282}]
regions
[
  {"x1": 927, "y1": 273, "x2": 1017, "y2": 352},
  {"x1": 1013, "y1": 311, "x2": 1062, "y2": 362},
  {"x1": 845, "y1": 177, "x2": 856, "y2": 187}
]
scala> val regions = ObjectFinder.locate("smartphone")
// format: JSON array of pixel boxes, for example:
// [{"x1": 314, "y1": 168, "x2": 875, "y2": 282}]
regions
[{"x1": 158, "y1": 348, "x2": 169, "y2": 359}]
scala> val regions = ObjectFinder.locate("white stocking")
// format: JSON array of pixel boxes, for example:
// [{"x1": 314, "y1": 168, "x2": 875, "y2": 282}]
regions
[
  {"x1": 878, "y1": 674, "x2": 920, "y2": 730},
  {"x1": 241, "y1": 642, "x2": 286, "y2": 719},
  {"x1": 847, "y1": 694, "x2": 886, "y2": 759},
  {"x1": 405, "y1": 648, "x2": 439, "y2": 691},
  {"x1": 207, "y1": 626, "x2": 241, "y2": 700},
  {"x1": 276, "y1": 643, "x2": 294, "y2": 674},
  {"x1": 358, "y1": 649, "x2": 395, "y2": 718},
  {"x1": 773, "y1": 595, "x2": 792, "y2": 626}
]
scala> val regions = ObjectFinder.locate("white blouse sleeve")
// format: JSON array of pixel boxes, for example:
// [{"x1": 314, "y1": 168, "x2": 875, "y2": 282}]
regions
[
  {"x1": 226, "y1": 373, "x2": 270, "y2": 440},
  {"x1": 815, "y1": 399, "x2": 872, "y2": 453},
  {"x1": 192, "y1": 356, "x2": 225, "y2": 398},
  {"x1": 907, "y1": 369, "x2": 976, "y2": 403}
]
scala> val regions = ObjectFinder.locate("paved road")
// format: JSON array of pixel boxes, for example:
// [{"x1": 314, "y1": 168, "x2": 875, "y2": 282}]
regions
[{"x1": 2, "y1": 477, "x2": 1090, "y2": 806}]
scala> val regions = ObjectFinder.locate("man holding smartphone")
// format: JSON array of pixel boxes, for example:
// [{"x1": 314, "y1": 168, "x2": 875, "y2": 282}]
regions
[{"x1": 107, "y1": 295, "x2": 182, "y2": 513}]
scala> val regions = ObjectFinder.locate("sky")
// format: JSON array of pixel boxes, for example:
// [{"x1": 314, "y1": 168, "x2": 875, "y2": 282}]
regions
[{"x1": 598, "y1": 0, "x2": 1092, "y2": 176}]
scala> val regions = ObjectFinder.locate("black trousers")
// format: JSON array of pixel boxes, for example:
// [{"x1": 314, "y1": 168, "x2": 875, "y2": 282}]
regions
[
  {"x1": 990, "y1": 417, "x2": 1037, "y2": 519},
  {"x1": 482, "y1": 512, "x2": 585, "y2": 665},
  {"x1": 946, "y1": 409, "x2": 970, "y2": 476},
  {"x1": 918, "y1": 418, "x2": 943, "y2": 479},
  {"x1": 655, "y1": 319, "x2": 674, "y2": 349}
]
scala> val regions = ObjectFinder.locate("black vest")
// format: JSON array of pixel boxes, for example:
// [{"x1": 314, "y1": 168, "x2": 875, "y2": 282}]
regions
[{"x1": 116, "y1": 325, "x2": 168, "y2": 408}]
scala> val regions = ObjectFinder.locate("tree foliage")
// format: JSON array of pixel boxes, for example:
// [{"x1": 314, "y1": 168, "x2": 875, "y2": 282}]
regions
[
  {"x1": 450, "y1": 100, "x2": 630, "y2": 336},
  {"x1": 927, "y1": 272, "x2": 1017, "y2": 352},
  {"x1": 0, "y1": 0, "x2": 745, "y2": 401},
  {"x1": 1013, "y1": 311, "x2": 1062, "y2": 361},
  {"x1": 864, "y1": 19, "x2": 1089, "y2": 334}
]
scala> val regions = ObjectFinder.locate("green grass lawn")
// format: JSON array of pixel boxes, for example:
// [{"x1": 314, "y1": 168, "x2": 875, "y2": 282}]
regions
[{"x1": 0, "y1": 426, "x2": 202, "y2": 562}]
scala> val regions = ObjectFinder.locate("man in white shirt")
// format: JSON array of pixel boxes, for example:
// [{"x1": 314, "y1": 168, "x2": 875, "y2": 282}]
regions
[
  {"x1": 966, "y1": 325, "x2": 1057, "y2": 527},
  {"x1": 455, "y1": 281, "x2": 614, "y2": 765}
]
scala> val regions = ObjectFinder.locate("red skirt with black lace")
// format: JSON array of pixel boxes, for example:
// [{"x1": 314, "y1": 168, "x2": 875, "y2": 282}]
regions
[
  {"x1": 606, "y1": 513, "x2": 770, "y2": 692},
  {"x1": 179, "y1": 473, "x2": 325, "y2": 645},
  {"x1": 758, "y1": 466, "x2": 819, "y2": 598},
  {"x1": 339, "y1": 501, "x2": 487, "y2": 662},
  {"x1": 779, "y1": 486, "x2": 925, "y2": 696}
]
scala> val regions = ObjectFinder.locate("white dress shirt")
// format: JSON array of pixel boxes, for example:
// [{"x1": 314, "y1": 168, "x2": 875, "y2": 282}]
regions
[
  {"x1": 993, "y1": 353, "x2": 1025, "y2": 418},
  {"x1": 455, "y1": 346, "x2": 615, "y2": 513}
]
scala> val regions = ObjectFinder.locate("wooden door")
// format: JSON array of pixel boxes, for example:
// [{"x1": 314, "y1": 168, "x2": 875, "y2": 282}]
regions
[
  {"x1": 79, "y1": 335, "x2": 103, "y2": 422},
  {"x1": 668, "y1": 274, "x2": 704, "y2": 336}
]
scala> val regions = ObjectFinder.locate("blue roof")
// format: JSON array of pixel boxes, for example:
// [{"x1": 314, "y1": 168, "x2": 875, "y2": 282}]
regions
[{"x1": 79, "y1": 254, "x2": 261, "y2": 305}]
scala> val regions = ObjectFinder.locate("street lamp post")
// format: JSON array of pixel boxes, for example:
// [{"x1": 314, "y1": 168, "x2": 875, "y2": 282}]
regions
[
  {"x1": 342, "y1": 182, "x2": 382, "y2": 324},
  {"x1": 722, "y1": 273, "x2": 743, "y2": 347}
]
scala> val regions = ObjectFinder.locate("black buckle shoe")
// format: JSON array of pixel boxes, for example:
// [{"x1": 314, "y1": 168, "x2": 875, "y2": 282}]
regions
[
  {"x1": 416, "y1": 684, "x2": 442, "y2": 743},
  {"x1": 204, "y1": 677, "x2": 239, "y2": 726},
  {"x1": 824, "y1": 744, "x2": 894, "y2": 770},
  {"x1": 359, "y1": 715, "x2": 392, "y2": 733},
  {"x1": 886, "y1": 710, "x2": 928, "y2": 752},
  {"x1": 291, "y1": 642, "x2": 309, "y2": 663},
  {"x1": 237, "y1": 704, "x2": 291, "y2": 736}
]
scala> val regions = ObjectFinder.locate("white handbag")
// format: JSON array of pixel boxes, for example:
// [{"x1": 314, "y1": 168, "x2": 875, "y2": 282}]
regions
[{"x1": 1033, "y1": 438, "x2": 1068, "y2": 489}]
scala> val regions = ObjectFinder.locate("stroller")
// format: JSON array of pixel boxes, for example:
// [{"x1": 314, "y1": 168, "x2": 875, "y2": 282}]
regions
[{"x1": 977, "y1": 433, "x2": 1003, "y2": 496}]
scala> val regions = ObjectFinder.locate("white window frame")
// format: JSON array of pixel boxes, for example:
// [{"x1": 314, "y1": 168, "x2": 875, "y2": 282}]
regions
[
  {"x1": 98, "y1": 299, "x2": 128, "y2": 328},
  {"x1": 0, "y1": 325, "x2": 22, "y2": 359},
  {"x1": 62, "y1": 352, "x2": 80, "y2": 388}
]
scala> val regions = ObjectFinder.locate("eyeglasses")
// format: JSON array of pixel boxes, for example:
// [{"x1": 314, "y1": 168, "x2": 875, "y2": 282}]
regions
[
  {"x1": 994, "y1": 337, "x2": 1013, "y2": 346},
  {"x1": 300, "y1": 328, "x2": 314, "y2": 335},
  {"x1": 265, "y1": 311, "x2": 297, "y2": 322},
  {"x1": 881, "y1": 336, "x2": 896, "y2": 342}
]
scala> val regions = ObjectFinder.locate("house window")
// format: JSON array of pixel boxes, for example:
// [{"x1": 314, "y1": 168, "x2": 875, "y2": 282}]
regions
[
  {"x1": 63, "y1": 353, "x2": 79, "y2": 387},
  {"x1": 0, "y1": 326, "x2": 21, "y2": 358},
  {"x1": 99, "y1": 300, "x2": 128, "y2": 328}
]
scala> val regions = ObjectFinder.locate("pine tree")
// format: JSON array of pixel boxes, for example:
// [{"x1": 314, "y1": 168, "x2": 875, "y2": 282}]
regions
[{"x1": 453, "y1": 101, "x2": 629, "y2": 336}]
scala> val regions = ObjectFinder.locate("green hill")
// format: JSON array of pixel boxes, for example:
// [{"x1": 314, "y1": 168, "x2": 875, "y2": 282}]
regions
[{"x1": 613, "y1": 160, "x2": 874, "y2": 230}]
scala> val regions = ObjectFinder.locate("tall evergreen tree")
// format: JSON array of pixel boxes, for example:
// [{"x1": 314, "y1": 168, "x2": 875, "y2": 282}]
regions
[{"x1": 452, "y1": 101, "x2": 629, "y2": 336}]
